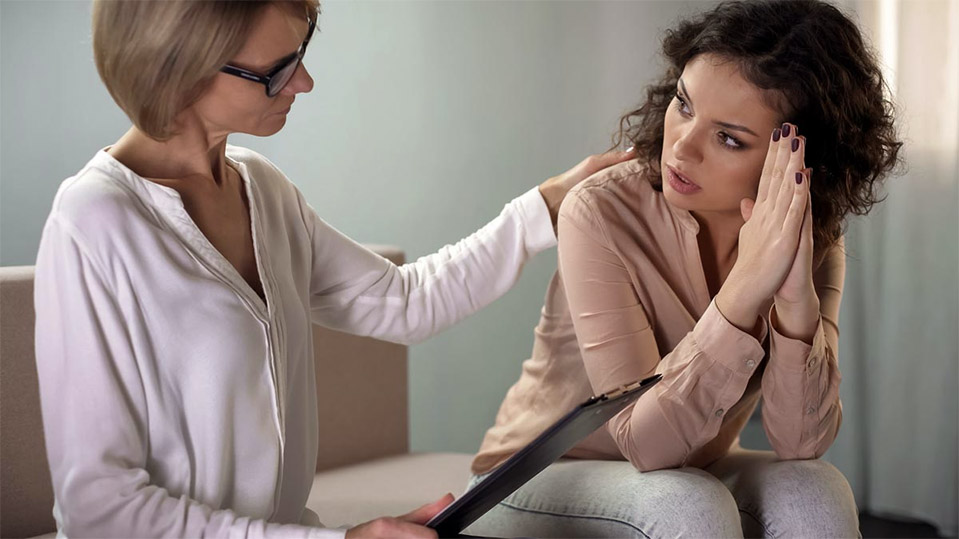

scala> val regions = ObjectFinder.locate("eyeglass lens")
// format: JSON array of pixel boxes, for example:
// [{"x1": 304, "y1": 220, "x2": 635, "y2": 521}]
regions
[{"x1": 268, "y1": 58, "x2": 300, "y2": 97}]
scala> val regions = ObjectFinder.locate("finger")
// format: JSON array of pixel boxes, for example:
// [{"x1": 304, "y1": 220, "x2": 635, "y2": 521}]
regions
[
  {"x1": 373, "y1": 519, "x2": 438, "y2": 539},
  {"x1": 393, "y1": 521, "x2": 438, "y2": 539},
  {"x1": 398, "y1": 493, "x2": 455, "y2": 525},
  {"x1": 768, "y1": 123, "x2": 798, "y2": 211},
  {"x1": 782, "y1": 169, "x2": 809, "y2": 240},
  {"x1": 799, "y1": 135, "x2": 807, "y2": 169},
  {"x1": 756, "y1": 127, "x2": 782, "y2": 203},
  {"x1": 580, "y1": 147, "x2": 636, "y2": 175},
  {"x1": 800, "y1": 168, "x2": 814, "y2": 251},
  {"x1": 773, "y1": 129, "x2": 805, "y2": 219},
  {"x1": 740, "y1": 198, "x2": 755, "y2": 222}
]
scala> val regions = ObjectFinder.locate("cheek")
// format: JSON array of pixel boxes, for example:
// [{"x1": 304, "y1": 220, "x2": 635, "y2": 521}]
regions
[
  {"x1": 194, "y1": 78, "x2": 273, "y2": 128},
  {"x1": 716, "y1": 156, "x2": 764, "y2": 198}
]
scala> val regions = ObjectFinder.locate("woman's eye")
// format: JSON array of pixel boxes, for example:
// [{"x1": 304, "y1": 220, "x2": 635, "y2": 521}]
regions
[
  {"x1": 719, "y1": 132, "x2": 743, "y2": 149},
  {"x1": 673, "y1": 95, "x2": 744, "y2": 150}
]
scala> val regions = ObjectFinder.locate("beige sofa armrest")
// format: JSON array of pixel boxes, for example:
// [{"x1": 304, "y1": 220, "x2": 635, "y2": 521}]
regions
[
  {"x1": 0, "y1": 265, "x2": 55, "y2": 538},
  {"x1": 313, "y1": 245, "x2": 409, "y2": 471}
]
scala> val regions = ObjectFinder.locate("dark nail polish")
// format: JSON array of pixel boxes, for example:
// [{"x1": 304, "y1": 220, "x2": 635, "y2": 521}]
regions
[
  {"x1": 792, "y1": 138, "x2": 800, "y2": 152},
  {"x1": 794, "y1": 126, "x2": 799, "y2": 136},
  {"x1": 773, "y1": 128, "x2": 781, "y2": 142},
  {"x1": 796, "y1": 172, "x2": 803, "y2": 184},
  {"x1": 782, "y1": 124, "x2": 791, "y2": 137}
]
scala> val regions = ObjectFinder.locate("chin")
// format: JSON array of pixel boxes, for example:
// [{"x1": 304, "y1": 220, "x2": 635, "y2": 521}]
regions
[{"x1": 247, "y1": 119, "x2": 286, "y2": 137}]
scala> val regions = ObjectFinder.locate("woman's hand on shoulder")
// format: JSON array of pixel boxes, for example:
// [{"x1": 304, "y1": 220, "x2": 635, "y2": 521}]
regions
[
  {"x1": 538, "y1": 147, "x2": 637, "y2": 230},
  {"x1": 344, "y1": 493, "x2": 454, "y2": 539},
  {"x1": 717, "y1": 124, "x2": 811, "y2": 331}
]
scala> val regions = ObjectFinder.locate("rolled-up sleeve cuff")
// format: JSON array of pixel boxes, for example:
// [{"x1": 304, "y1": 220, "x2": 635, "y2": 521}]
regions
[
  {"x1": 693, "y1": 300, "x2": 766, "y2": 375},
  {"x1": 514, "y1": 187, "x2": 558, "y2": 254},
  {"x1": 310, "y1": 527, "x2": 348, "y2": 539},
  {"x1": 768, "y1": 305, "x2": 827, "y2": 375}
]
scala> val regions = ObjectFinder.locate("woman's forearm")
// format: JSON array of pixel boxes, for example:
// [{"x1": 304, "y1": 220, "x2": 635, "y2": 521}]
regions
[{"x1": 772, "y1": 289, "x2": 820, "y2": 344}]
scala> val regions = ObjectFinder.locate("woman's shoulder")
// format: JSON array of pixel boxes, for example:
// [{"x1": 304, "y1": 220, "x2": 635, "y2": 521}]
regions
[
  {"x1": 225, "y1": 145, "x2": 292, "y2": 188},
  {"x1": 50, "y1": 151, "x2": 155, "y2": 232},
  {"x1": 560, "y1": 159, "x2": 673, "y2": 237},
  {"x1": 225, "y1": 144, "x2": 305, "y2": 204}
]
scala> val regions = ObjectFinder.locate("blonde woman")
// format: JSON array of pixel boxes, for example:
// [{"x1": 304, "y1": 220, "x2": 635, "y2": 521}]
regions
[{"x1": 32, "y1": 1, "x2": 632, "y2": 537}]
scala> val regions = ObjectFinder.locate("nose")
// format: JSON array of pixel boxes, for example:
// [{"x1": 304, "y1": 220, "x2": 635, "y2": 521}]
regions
[
  {"x1": 672, "y1": 124, "x2": 704, "y2": 165},
  {"x1": 281, "y1": 62, "x2": 314, "y2": 96}
]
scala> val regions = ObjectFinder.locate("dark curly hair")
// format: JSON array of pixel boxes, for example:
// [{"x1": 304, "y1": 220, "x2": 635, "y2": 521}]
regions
[{"x1": 613, "y1": 0, "x2": 903, "y2": 251}]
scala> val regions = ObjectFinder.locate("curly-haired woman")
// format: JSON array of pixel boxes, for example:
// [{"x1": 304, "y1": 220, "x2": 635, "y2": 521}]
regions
[{"x1": 468, "y1": 1, "x2": 902, "y2": 536}]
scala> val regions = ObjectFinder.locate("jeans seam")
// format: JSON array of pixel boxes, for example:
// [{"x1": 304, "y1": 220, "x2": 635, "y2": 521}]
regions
[
  {"x1": 738, "y1": 506, "x2": 774, "y2": 537},
  {"x1": 497, "y1": 499, "x2": 651, "y2": 538}
]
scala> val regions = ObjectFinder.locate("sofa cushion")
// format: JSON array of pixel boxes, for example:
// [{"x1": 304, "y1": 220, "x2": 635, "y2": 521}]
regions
[{"x1": 307, "y1": 452, "x2": 474, "y2": 528}]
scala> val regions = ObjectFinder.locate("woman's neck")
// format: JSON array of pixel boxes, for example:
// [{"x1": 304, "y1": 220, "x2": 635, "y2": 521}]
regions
[
  {"x1": 691, "y1": 208, "x2": 744, "y2": 266},
  {"x1": 107, "y1": 113, "x2": 232, "y2": 186}
]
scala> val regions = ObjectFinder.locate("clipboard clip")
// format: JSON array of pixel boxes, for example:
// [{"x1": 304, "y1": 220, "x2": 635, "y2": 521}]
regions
[{"x1": 595, "y1": 373, "x2": 662, "y2": 401}]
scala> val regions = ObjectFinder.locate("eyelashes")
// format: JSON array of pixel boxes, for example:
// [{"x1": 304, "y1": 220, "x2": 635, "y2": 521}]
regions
[{"x1": 673, "y1": 93, "x2": 746, "y2": 151}]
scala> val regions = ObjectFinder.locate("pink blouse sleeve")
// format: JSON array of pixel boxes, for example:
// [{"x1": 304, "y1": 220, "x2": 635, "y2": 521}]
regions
[
  {"x1": 761, "y1": 237, "x2": 846, "y2": 459},
  {"x1": 557, "y1": 192, "x2": 767, "y2": 472}
]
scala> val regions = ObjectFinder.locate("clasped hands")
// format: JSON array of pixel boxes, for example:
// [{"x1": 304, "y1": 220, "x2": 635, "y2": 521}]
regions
[{"x1": 716, "y1": 123, "x2": 820, "y2": 344}]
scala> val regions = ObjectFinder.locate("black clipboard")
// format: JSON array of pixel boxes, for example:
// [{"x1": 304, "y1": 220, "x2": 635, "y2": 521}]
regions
[{"x1": 426, "y1": 373, "x2": 663, "y2": 537}]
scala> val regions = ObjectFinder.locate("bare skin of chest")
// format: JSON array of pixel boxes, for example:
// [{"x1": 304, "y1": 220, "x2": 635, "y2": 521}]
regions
[
  {"x1": 167, "y1": 170, "x2": 264, "y2": 300},
  {"x1": 698, "y1": 236, "x2": 737, "y2": 300}
]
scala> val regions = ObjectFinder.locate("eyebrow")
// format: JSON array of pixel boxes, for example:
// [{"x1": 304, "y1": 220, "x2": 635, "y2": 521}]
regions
[
  {"x1": 258, "y1": 19, "x2": 314, "y2": 71},
  {"x1": 263, "y1": 50, "x2": 298, "y2": 71},
  {"x1": 677, "y1": 78, "x2": 760, "y2": 138}
]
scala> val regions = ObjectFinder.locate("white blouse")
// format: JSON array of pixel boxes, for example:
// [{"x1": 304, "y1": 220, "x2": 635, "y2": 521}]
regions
[{"x1": 33, "y1": 146, "x2": 556, "y2": 538}]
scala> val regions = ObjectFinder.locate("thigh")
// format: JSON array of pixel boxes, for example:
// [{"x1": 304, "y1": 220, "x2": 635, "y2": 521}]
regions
[
  {"x1": 705, "y1": 448, "x2": 860, "y2": 538},
  {"x1": 464, "y1": 459, "x2": 743, "y2": 539}
]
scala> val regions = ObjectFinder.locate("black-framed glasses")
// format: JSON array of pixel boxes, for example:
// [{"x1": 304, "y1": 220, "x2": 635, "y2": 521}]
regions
[{"x1": 220, "y1": 16, "x2": 315, "y2": 97}]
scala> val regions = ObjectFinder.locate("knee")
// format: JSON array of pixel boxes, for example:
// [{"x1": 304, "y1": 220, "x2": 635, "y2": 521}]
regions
[
  {"x1": 758, "y1": 459, "x2": 860, "y2": 538},
  {"x1": 638, "y1": 468, "x2": 743, "y2": 538}
]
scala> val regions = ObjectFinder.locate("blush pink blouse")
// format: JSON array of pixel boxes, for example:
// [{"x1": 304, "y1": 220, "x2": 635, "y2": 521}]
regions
[{"x1": 472, "y1": 159, "x2": 844, "y2": 475}]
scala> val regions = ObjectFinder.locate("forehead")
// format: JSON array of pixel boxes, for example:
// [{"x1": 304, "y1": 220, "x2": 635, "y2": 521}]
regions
[
  {"x1": 681, "y1": 54, "x2": 783, "y2": 126},
  {"x1": 234, "y1": 4, "x2": 309, "y2": 69}
]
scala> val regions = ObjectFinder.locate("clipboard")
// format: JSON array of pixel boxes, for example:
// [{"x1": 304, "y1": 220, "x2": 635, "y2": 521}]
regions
[{"x1": 426, "y1": 373, "x2": 663, "y2": 537}]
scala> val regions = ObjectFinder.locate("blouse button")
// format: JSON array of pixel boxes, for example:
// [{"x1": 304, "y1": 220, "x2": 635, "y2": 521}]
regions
[
  {"x1": 745, "y1": 359, "x2": 756, "y2": 368},
  {"x1": 806, "y1": 406, "x2": 817, "y2": 415},
  {"x1": 808, "y1": 357, "x2": 819, "y2": 370},
  {"x1": 715, "y1": 408, "x2": 725, "y2": 418}
]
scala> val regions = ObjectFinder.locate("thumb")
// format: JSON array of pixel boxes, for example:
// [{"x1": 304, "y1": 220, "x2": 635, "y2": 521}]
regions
[
  {"x1": 740, "y1": 198, "x2": 755, "y2": 222},
  {"x1": 398, "y1": 493, "x2": 455, "y2": 525}
]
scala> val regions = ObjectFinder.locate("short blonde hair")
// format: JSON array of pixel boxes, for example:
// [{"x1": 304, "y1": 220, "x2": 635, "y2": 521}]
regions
[{"x1": 92, "y1": 0, "x2": 318, "y2": 140}]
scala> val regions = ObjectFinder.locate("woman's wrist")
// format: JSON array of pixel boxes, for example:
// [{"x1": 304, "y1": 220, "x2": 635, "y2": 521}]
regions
[
  {"x1": 537, "y1": 181, "x2": 563, "y2": 230},
  {"x1": 772, "y1": 292, "x2": 820, "y2": 343},
  {"x1": 715, "y1": 272, "x2": 765, "y2": 339}
]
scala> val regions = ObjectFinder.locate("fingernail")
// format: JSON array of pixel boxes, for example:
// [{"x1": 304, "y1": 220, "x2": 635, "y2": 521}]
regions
[
  {"x1": 796, "y1": 171, "x2": 803, "y2": 184},
  {"x1": 794, "y1": 125, "x2": 799, "y2": 136},
  {"x1": 792, "y1": 138, "x2": 800, "y2": 152},
  {"x1": 772, "y1": 128, "x2": 781, "y2": 142},
  {"x1": 782, "y1": 123, "x2": 791, "y2": 137}
]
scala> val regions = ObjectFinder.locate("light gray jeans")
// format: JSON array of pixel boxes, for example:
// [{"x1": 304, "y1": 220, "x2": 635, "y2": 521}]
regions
[{"x1": 463, "y1": 448, "x2": 860, "y2": 538}]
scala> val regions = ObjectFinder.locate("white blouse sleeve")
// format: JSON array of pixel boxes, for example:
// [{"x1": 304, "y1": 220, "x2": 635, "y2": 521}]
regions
[
  {"x1": 34, "y1": 215, "x2": 342, "y2": 539},
  {"x1": 301, "y1": 187, "x2": 556, "y2": 345}
]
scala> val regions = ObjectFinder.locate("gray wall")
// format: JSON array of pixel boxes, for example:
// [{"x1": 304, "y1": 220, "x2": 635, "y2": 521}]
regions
[{"x1": 0, "y1": 0, "x2": 712, "y2": 453}]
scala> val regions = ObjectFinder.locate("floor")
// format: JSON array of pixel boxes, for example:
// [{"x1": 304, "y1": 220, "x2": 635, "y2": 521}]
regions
[{"x1": 860, "y1": 512, "x2": 943, "y2": 538}]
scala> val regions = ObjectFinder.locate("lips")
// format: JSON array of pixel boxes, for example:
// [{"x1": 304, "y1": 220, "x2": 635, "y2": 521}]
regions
[{"x1": 666, "y1": 165, "x2": 698, "y2": 187}]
